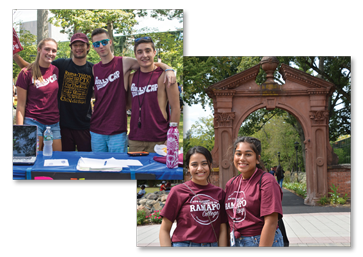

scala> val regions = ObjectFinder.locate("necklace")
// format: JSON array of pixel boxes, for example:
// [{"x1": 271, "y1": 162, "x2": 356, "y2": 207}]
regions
[{"x1": 136, "y1": 66, "x2": 155, "y2": 128}]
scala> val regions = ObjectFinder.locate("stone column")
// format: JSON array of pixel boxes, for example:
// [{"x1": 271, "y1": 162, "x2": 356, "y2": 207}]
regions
[{"x1": 212, "y1": 91, "x2": 235, "y2": 189}]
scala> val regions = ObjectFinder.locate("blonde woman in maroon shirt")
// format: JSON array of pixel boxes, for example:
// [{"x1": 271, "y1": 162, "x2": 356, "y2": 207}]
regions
[
  {"x1": 159, "y1": 146, "x2": 228, "y2": 247},
  {"x1": 16, "y1": 38, "x2": 62, "y2": 152}
]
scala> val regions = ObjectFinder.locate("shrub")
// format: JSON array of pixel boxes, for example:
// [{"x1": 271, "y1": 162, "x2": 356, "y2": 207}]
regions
[
  {"x1": 319, "y1": 195, "x2": 329, "y2": 205},
  {"x1": 147, "y1": 210, "x2": 163, "y2": 224},
  {"x1": 283, "y1": 182, "x2": 307, "y2": 198},
  {"x1": 337, "y1": 197, "x2": 346, "y2": 205},
  {"x1": 328, "y1": 184, "x2": 340, "y2": 204},
  {"x1": 137, "y1": 210, "x2": 147, "y2": 225}
]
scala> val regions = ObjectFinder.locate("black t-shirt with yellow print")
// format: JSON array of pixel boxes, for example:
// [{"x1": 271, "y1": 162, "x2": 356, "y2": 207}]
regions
[{"x1": 52, "y1": 58, "x2": 94, "y2": 130}]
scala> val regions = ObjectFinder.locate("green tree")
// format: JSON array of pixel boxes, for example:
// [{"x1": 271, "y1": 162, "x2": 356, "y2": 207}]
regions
[
  {"x1": 13, "y1": 23, "x2": 37, "y2": 80},
  {"x1": 251, "y1": 111, "x2": 303, "y2": 171},
  {"x1": 183, "y1": 56, "x2": 243, "y2": 109},
  {"x1": 132, "y1": 30, "x2": 183, "y2": 82},
  {"x1": 49, "y1": 9, "x2": 138, "y2": 55},
  {"x1": 183, "y1": 116, "x2": 215, "y2": 154},
  {"x1": 49, "y1": 9, "x2": 183, "y2": 57}
]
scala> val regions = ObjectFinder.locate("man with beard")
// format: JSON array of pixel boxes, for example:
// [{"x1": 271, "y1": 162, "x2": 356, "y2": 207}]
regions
[{"x1": 13, "y1": 33, "x2": 94, "y2": 151}]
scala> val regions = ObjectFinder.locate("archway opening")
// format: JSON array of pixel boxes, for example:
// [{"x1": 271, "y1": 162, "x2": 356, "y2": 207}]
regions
[{"x1": 238, "y1": 108, "x2": 306, "y2": 184}]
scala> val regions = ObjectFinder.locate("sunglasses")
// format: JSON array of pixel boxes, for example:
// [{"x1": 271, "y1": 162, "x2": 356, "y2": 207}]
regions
[
  {"x1": 135, "y1": 37, "x2": 153, "y2": 43},
  {"x1": 92, "y1": 39, "x2": 110, "y2": 48}
]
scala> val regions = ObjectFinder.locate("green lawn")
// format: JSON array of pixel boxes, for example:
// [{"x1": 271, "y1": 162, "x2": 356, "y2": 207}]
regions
[{"x1": 136, "y1": 187, "x2": 160, "y2": 194}]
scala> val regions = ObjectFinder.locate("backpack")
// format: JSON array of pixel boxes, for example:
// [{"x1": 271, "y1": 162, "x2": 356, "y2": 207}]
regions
[
  {"x1": 276, "y1": 168, "x2": 284, "y2": 180},
  {"x1": 229, "y1": 172, "x2": 289, "y2": 247}
]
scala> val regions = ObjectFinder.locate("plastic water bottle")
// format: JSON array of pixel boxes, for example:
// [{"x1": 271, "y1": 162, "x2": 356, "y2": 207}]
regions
[
  {"x1": 166, "y1": 122, "x2": 179, "y2": 169},
  {"x1": 43, "y1": 127, "x2": 53, "y2": 156}
]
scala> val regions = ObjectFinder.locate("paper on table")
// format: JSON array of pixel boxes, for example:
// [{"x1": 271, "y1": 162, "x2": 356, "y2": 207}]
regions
[
  {"x1": 44, "y1": 159, "x2": 69, "y2": 167},
  {"x1": 76, "y1": 157, "x2": 143, "y2": 171}
]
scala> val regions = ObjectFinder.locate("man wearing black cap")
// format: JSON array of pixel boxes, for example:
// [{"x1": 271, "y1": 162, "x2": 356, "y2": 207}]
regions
[{"x1": 13, "y1": 33, "x2": 94, "y2": 151}]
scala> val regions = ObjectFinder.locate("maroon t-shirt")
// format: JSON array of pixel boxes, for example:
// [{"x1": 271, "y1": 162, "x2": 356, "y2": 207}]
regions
[
  {"x1": 128, "y1": 67, "x2": 169, "y2": 142},
  {"x1": 16, "y1": 65, "x2": 59, "y2": 124},
  {"x1": 225, "y1": 169, "x2": 283, "y2": 238},
  {"x1": 90, "y1": 56, "x2": 127, "y2": 135},
  {"x1": 160, "y1": 180, "x2": 227, "y2": 243}
]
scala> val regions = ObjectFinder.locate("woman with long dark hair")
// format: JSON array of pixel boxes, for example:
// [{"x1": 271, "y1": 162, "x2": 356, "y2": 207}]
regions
[
  {"x1": 159, "y1": 146, "x2": 228, "y2": 247},
  {"x1": 225, "y1": 136, "x2": 283, "y2": 247}
]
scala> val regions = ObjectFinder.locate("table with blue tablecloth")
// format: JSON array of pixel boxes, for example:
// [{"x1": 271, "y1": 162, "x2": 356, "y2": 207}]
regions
[{"x1": 13, "y1": 151, "x2": 183, "y2": 180}]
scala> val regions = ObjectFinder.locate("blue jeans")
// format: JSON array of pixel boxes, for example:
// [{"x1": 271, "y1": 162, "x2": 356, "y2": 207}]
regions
[
  {"x1": 24, "y1": 117, "x2": 61, "y2": 139},
  {"x1": 278, "y1": 178, "x2": 283, "y2": 188},
  {"x1": 90, "y1": 131, "x2": 127, "y2": 153},
  {"x1": 233, "y1": 228, "x2": 284, "y2": 247},
  {"x1": 172, "y1": 241, "x2": 218, "y2": 247}
]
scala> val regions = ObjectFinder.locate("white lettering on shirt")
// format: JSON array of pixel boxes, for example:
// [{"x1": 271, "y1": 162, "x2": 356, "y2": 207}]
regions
[
  {"x1": 131, "y1": 83, "x2": 158, "y2": 97},
  {"x1": 189, "y1": 194, "x2": 220, "y2": 226},
  {"x1": 225, "y1": 190, "x2": 247, "y2": 223},
  {"x1": 33, "y1": 74, "x2": 58, "y2": 89},
  {"x1": 95, "y1": 71, "x2": 120, "y2": 90}
]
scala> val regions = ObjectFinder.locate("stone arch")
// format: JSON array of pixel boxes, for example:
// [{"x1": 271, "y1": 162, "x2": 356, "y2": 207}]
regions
[
  {"x1": 233, "y1": 102, "x2": 311, "y2": 144},
  {"x1": 206, "y1": 57, "x2": 336, "y2": 205}
]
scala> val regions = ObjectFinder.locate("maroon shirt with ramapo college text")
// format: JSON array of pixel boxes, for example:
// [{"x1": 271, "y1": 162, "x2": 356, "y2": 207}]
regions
[
  {"x1": 16, "y1": 65, "x2": 59, "y2": 124},
  {"x1": 225, "y1": 169, "x2": 283, "y2": 238},
  {"x1": 160, "y1": 180, "x2": 227, "y2": 243}
]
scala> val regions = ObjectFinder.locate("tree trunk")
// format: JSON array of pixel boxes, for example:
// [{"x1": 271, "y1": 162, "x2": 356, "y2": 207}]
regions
[
  {"x1": 317, "y1": 56, "x2": 324, "y2": 79},
  {"x1": 37, "y1": 10, "x2": 48, "y2": 44},
  {"x1": 107, "y1": 22, "x2": 114, "y2": 54}
]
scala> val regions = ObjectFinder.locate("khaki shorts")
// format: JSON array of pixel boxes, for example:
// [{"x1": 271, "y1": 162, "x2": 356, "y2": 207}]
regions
[{"x1": 128, "y1": 139, "x2": 165, "y2": 153}]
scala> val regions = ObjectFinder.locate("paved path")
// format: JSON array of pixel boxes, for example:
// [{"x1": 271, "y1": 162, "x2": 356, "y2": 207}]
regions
[{"x1": 137, "y1": 188, "x2": 350, "y2": 247}]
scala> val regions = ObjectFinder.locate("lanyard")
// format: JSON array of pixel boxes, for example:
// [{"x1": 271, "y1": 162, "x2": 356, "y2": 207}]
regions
[
  {"x1": 231, "y1": 168, "x2": 258, "y2": 230},
  {"x1": 136, "y1": 67, "x2": 155, "y2": 128}
]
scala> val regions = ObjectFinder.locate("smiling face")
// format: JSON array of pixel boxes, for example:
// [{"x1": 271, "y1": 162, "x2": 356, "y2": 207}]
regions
[
  {"x1": 38, "y1": 40, "x2": 57, "y2": 68},
  {"x1": 135, "y1": 42, "x2": 156, "y2": 72},
  {"x1": 188, "y1": 153, "x2": 211, "y2": 186},
  {"x1": 71, "y1": 41, "x2": 89, "y2": 59},
  {"x1": 234, "y1": 142, "x2": 261, "y2": 179}
]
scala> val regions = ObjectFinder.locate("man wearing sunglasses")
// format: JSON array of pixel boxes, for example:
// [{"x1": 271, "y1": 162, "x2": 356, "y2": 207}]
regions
[
  {"x1": 13, "y1": 33, "x2": 94, "y2": 152},
  {"x1": 90, "y1": 28, "x2": 176, "y2": 153},
  {"x1": 127, "y1": 36, "x2": 180, "y2": 153}
]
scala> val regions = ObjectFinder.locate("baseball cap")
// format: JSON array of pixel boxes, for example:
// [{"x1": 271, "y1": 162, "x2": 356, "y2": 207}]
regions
[{"x1": 69, "y1": 33, "x2": 89, "y2": 45}]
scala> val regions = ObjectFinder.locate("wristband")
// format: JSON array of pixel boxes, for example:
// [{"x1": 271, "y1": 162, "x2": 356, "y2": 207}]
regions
[{"x1": 165, "y1": 69, "x2": 174, "y2": 72}]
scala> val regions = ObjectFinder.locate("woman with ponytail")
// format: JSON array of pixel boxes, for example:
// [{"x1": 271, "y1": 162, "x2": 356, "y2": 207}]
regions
[{"x1": 15, "y1": 38, "x2": 62, "y2": 151}]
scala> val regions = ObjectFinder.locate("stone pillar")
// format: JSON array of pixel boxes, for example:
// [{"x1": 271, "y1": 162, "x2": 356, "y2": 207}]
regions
[
  {"x1": 212, "y1": 90, "x2": 235, "y2": 189},
  {"x1": 305, "y1": 109, "x2": 329, "y2": 205}
]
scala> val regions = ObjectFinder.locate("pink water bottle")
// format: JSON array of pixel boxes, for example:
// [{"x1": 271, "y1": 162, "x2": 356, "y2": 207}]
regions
[{"x1": 166, "y1": 122, "x2": 179, "y2": 169}]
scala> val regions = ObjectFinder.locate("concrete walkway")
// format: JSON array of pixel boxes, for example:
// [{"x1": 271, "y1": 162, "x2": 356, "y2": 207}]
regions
[
  {"x1": 137, "y1": 188, "x2": 350, "y2": 247},
  {"x1": 137, "y1": 212, "x2": 350, "y2": 247}
]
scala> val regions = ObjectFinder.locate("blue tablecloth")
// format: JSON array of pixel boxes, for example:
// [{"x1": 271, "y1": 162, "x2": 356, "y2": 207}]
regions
[{"x1": 13, "y1": 151, "x2": 183, "y2": 180}]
